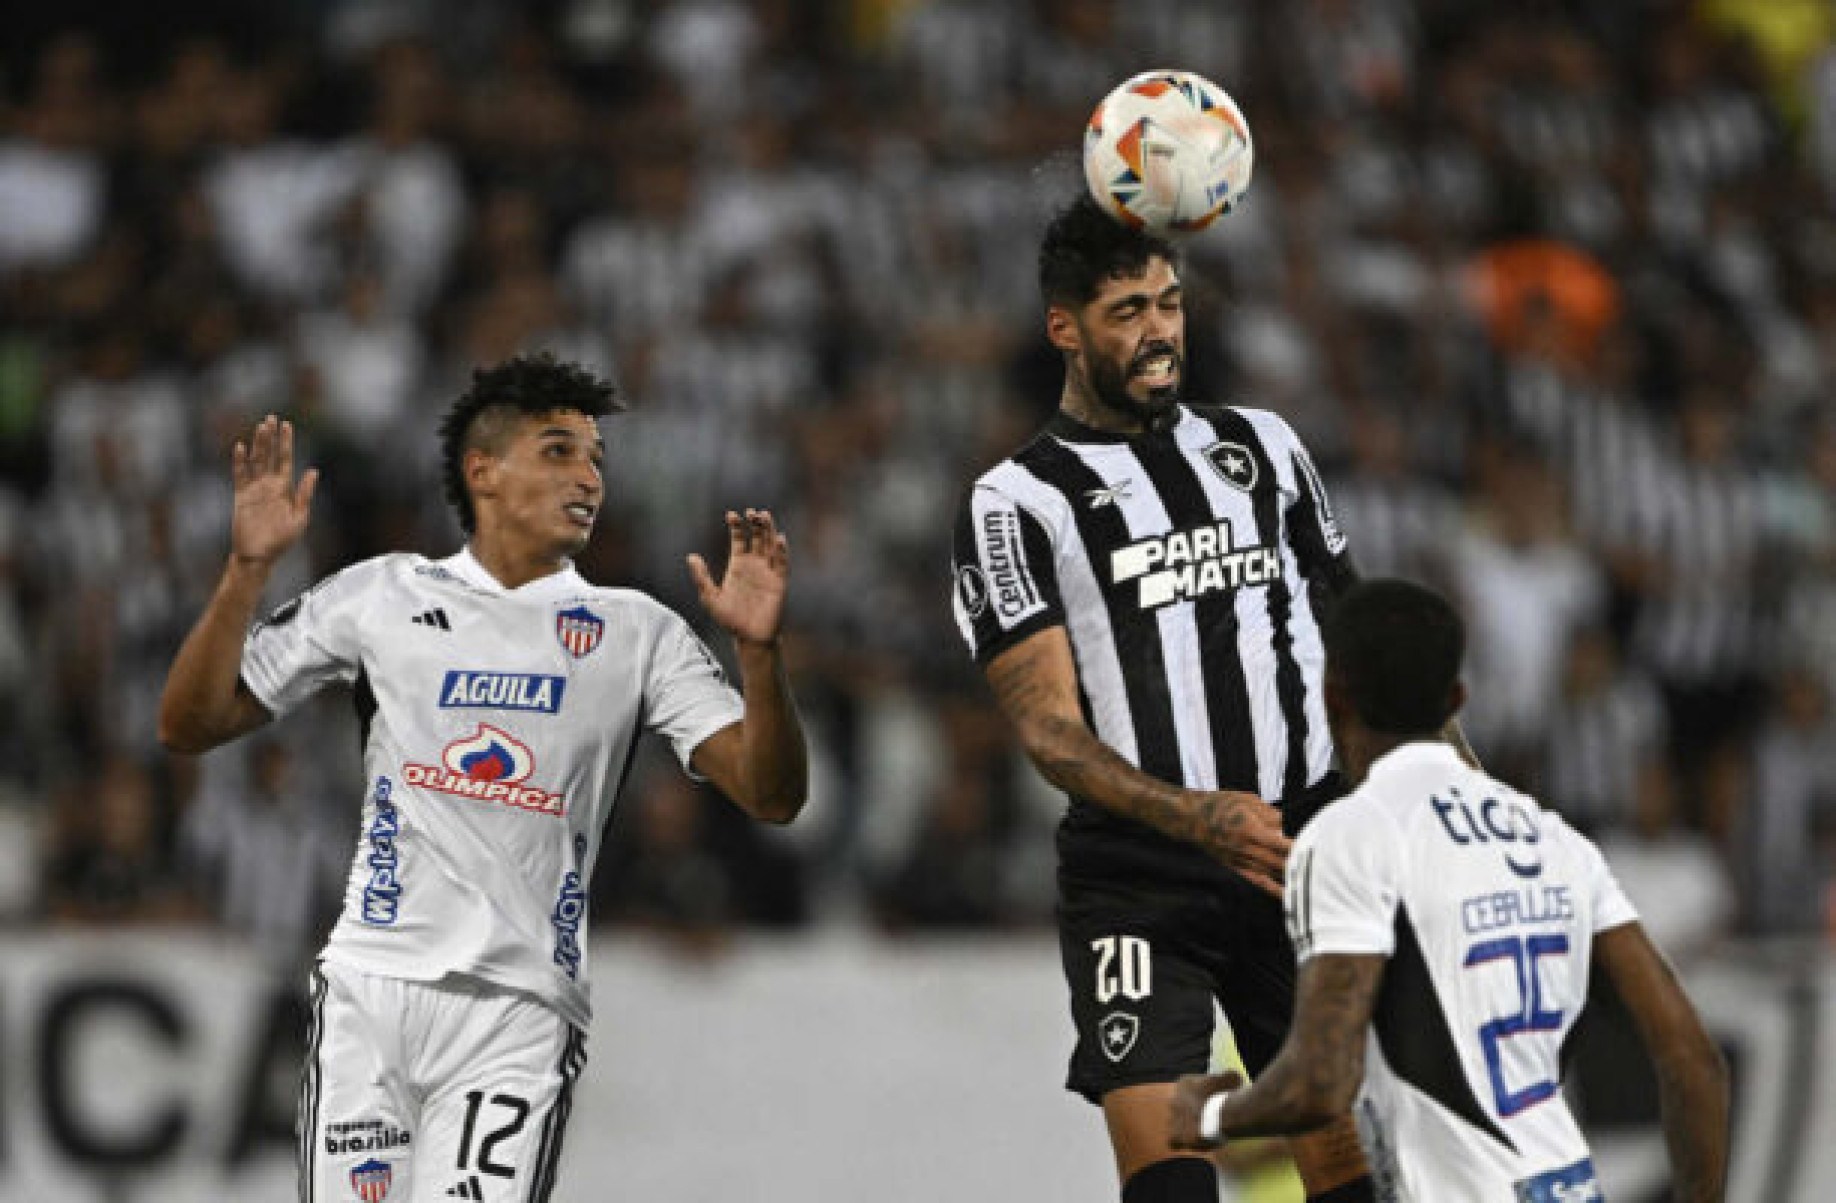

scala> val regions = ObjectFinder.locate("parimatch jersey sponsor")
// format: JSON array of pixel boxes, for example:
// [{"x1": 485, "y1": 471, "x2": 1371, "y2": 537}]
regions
[
  {"x1": 951, "y1": 404, "x2": 1355, "y2": 883},
  {"x1": 242, "y1": 548, "x2": 742, "y2": 1028}
]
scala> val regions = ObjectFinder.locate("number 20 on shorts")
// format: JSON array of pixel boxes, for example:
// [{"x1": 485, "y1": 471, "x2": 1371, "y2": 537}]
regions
[{"x1": 1093, "y1": 936, "x2": 1153, "y2": 1003}]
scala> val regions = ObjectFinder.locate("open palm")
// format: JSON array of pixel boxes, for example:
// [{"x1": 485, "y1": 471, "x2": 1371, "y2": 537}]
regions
[
  {"x1": 231, "y1": 416, "x2": 318, "y2": 566},
  {"x1": 687, "y1": 509, "x2": 789, "y2": 647}
]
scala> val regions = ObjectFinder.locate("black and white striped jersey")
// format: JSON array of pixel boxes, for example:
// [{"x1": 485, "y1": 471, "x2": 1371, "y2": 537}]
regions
[{"x1": 952, "y1": 403, "x2": 1355, "y2": 885}]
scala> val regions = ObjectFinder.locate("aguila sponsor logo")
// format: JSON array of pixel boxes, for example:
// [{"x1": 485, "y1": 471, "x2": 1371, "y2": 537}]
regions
[
  {"x1": 404, "y1": 725, "x2": 564, "y2": 816},
  {"x1": 438, "y1": 670, "x2": 566, "y2": 713}
]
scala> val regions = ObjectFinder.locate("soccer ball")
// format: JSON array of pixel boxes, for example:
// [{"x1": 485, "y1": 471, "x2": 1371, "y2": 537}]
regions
[{"x1": 1083, "y1": 70, "x2": 1254, "y2": 236}]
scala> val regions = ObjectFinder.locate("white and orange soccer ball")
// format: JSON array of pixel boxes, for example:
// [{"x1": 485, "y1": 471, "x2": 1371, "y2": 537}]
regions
[{"x1": 1083, "y1": 69, "x2": 1254, "y2": 236}]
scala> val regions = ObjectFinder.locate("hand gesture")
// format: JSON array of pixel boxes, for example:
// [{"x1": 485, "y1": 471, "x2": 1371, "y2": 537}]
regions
[
  {"x1": 687, "y1": 509, "x2": 789, "y2": 648},
  {"x1": 231, "y1": 416, "x2": 318, "y2": 568},
  {"x1": 1169, "y1": 1071, "x2": 1245, "y2": 1152},
  {"x1": 1194, "y1": 790, "x2": 1291, "y2": 898}
]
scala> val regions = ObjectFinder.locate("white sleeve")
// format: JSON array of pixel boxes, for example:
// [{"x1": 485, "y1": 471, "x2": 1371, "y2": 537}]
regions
[
  {"x1": 239, "y1": 560, "x2": 382, "y2": 717},
  {"x1": 643, "y1": 609, "x2": 746, "y2": 774},
  {"x1": 1580, "y1": 832, "x2": 1640, "y2": 934},
  {"x1": 1285, "y1": 802, "x2": 1401, "y2": 961}
]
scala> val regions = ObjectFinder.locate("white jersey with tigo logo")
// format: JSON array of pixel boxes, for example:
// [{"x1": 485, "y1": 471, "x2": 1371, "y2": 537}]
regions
[
  {"x1": 1285, "y1": 743, "x2": 1638, "y2": 1203},
  {"x1": 241, "y1": 548, "x2": 743, "y2": 1029}
]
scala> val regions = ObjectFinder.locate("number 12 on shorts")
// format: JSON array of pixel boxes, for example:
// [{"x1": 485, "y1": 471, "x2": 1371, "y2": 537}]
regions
[
  {"x1": 457, "y1": 1090, "x2": 530, "y2": 1179},
  {"x1": 1462, "y1": 933, "x2": 1569, "y2": 1116},
  {"x1": 1092, "y1": 936, "x2": 1152, "y2": 1003}
]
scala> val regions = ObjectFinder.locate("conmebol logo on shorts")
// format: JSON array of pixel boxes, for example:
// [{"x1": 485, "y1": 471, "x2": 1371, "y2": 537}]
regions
[{"x1": 404, "y1": 725, "x2": 565, "y2": 817}]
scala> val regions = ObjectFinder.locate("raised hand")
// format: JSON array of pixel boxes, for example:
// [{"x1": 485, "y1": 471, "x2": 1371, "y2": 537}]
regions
[
  {"x1": 686, "y1": 509, "x2": 789, "y2": 648},
  {"x1": 231, "y1": 416, "x2": 318, "y2": 568}
]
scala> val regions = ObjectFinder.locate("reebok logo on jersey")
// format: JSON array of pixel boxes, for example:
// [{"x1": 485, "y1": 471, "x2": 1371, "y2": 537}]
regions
[
  {"x1": 1109, "y1": 520, "x2": 1278, "y2": 609},
  {"x1": 1084, "y1": 479, "x2": 1134, "y2": 508},
  {"x1": 411, "y1": 608, "x2": 451, "y2": 631},
  {"x1": 404, "y1": 725, "x2": 564, "y2": 817},
  {"x1": 439, "y1": 671, "x2": 566, "y2": 713}
]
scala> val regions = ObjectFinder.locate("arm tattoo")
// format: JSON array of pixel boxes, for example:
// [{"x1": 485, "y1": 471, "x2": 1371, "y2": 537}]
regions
[
  {"x1": 1217, "y1": 955, "x2": 1384, "y2": 1138},
  {"x1": 986, "y1": 635, "x2": 1261, "y2": 864}
]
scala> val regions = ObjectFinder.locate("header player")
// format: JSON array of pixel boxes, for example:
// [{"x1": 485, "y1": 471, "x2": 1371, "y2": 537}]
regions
[
  {"x1": 953, "y1": 196, "x2": 1380, "y2": 1201},
  {"x1": 1170, "y1": 579, "x2": 1729, "y2": 1202},
  {"x1": 159, "y1": 354, "x2": 807, "y2": 1202}
]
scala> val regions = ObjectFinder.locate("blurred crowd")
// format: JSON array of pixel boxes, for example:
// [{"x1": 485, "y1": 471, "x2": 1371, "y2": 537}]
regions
[{"x1": 0, "y1": 0, "x2": 1832, "y2": 961}]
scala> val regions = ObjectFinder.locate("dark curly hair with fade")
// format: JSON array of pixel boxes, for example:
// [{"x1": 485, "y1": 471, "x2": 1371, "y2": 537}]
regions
[
  {"x1": 438, "y1": 353, "x2": 622, "y2": 534},
  {"x1": 1038, "y1": 194, "x2": 1180, "y2": 310}
]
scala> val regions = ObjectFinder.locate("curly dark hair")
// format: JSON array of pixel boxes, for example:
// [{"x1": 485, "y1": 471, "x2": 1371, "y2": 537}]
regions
[
  {"x1": 1038, "y1": 194, "x2": 1179, "y2": 310},
  {"x1": 1323, "y1": 578, "x2": 1467, "y2": 736},
  {"x1": 437, "y1": 353, "x2": 622, "y2": 534}
]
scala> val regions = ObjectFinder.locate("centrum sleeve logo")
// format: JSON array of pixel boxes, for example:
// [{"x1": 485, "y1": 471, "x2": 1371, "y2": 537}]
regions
[
  {"x1": 1109, "y1": 520, "x2": 1279, "y2": 608},
  {"x1": 439, "y1": 671, "x2": 567, "y2": 713},
  {"x1": 403, "y1": 725, "x2": 565, "y2": 817},
  {"x1": 978, "y1": 508, "x2": 1044, "y2": 623}
]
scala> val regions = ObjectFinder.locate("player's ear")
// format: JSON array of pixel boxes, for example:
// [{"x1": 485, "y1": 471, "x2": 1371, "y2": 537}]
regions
[
  {"x1": 464, "y1": 445, "x2": 500, "y2": 507},
  {"x1": 1445, "y1": 678, "x2": 1468, "y2": 720},
  {"x1": 1046, "y1": 305, "x2": 1083, "y2": 355}
]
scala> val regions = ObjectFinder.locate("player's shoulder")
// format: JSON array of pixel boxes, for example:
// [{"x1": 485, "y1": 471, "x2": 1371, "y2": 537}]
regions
[
  {"x1": 305, "y1": 551, "x2": 423, "y2": 601},
  {"x1": 563, "y1": 581, "x2": 693, "y2": 634},
  {"x1": 959, "y1": 451, "x2": 1070, "y2": 524},
  {"x1": 1184, "y1": 402, "x2": 1303, "y2": 449},
  {"x1": 1295, "y1": 782, "x2": 1394, "y2": 860}
]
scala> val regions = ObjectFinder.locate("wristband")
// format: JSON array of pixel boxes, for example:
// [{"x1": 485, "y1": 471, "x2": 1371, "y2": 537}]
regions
[{"x1": 1198, "y1": 1089, "x2": 1232, "y2": 1143}]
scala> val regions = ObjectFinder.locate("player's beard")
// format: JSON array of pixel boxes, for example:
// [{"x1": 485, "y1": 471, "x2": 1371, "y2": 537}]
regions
[{"x1": 1087, "y1": 341, "x2": 1183, "y2": 433}]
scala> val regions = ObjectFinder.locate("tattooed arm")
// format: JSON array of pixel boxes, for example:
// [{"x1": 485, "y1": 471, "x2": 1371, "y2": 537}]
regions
[
  {"x1": 1170, "y1": 953, "x2": 1384, "y2": 1146},
  {"x1": 985, "y1": 627, "x2": 1291, "y2": 895}
]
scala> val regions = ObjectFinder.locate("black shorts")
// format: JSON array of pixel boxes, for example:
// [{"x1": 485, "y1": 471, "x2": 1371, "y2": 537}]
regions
[{"x1": 1056, "y1": 773, "x2": 1347, "y2": 1105}]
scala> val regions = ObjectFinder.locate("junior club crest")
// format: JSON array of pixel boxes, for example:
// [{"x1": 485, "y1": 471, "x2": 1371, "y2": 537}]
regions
[
  {"x1": 350, "y1": 1158, "x2": 394, "y2": 1202},
  {"x1": 1098, "y1": 1011, "x2": 1140, "y2": 1062},
  {"x1": 555, "y1": 605, "x2": 604, "y2": 658},
  {"x1": 1203, "y1": 441, "x2": 1257, "y2": 492}
]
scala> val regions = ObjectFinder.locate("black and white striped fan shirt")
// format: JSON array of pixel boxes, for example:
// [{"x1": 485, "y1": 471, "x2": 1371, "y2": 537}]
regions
[{"x1": 952, "y1": 403, "x2": 1355, "y2": 879}]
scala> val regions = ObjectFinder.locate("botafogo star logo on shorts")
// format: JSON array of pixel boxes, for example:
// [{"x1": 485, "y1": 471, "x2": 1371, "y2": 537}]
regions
[{"x1": 1099, "y1": 1012, "x2": 1140, "y2": 1062}]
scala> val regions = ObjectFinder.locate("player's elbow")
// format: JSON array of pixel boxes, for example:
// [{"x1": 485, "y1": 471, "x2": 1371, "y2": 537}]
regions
[
  {"x1": 157, "y1": 708, "x2": 211, "y2": 756},
  {"x1": 1287, "y1": 1057, "x2": 1363, "y2": 1128},
  {"x1": 1661, "y1": 1028, "x2": 1729, "y2": 1103},
  {"x1": 748, "y1": 786, "x2": 806, "y2": 825},
  {"x1": 1303, "y1": 1074, "x2": 1362, "y2": 1128}
]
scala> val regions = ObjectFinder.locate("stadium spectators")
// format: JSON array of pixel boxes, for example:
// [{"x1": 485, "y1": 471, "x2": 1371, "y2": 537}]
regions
[{"x1": 0, "y1": 0, "x2": 1830, "y2": 943}]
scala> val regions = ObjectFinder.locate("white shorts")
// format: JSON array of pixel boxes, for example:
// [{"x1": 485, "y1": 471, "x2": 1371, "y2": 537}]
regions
[{"x1": 300, "y1": 961, "x2": 587, "y2": 1203}]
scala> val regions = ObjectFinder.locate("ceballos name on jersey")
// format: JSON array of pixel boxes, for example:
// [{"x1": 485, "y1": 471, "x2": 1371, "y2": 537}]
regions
[
  {"x1": 1109, "y1": 520, "x2": 1279, "y2": 609},
  {"x1": 439, "y1": 671, "x2": 566, "y2": 713}
]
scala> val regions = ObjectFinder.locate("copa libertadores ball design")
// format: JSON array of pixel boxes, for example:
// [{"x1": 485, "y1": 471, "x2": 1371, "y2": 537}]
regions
[{"x1": 1083, "y1": 70, "x2": 1254, "y2": 235}]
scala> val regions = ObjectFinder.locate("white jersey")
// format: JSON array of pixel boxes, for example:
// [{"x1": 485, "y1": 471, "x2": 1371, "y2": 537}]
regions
[
  {"x1": 241, "y1": 548, "x2": 743, "y2": 1029},
  {"x1": 1285, "y1": 743, "x2": 1638, "y2": 1203}
]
